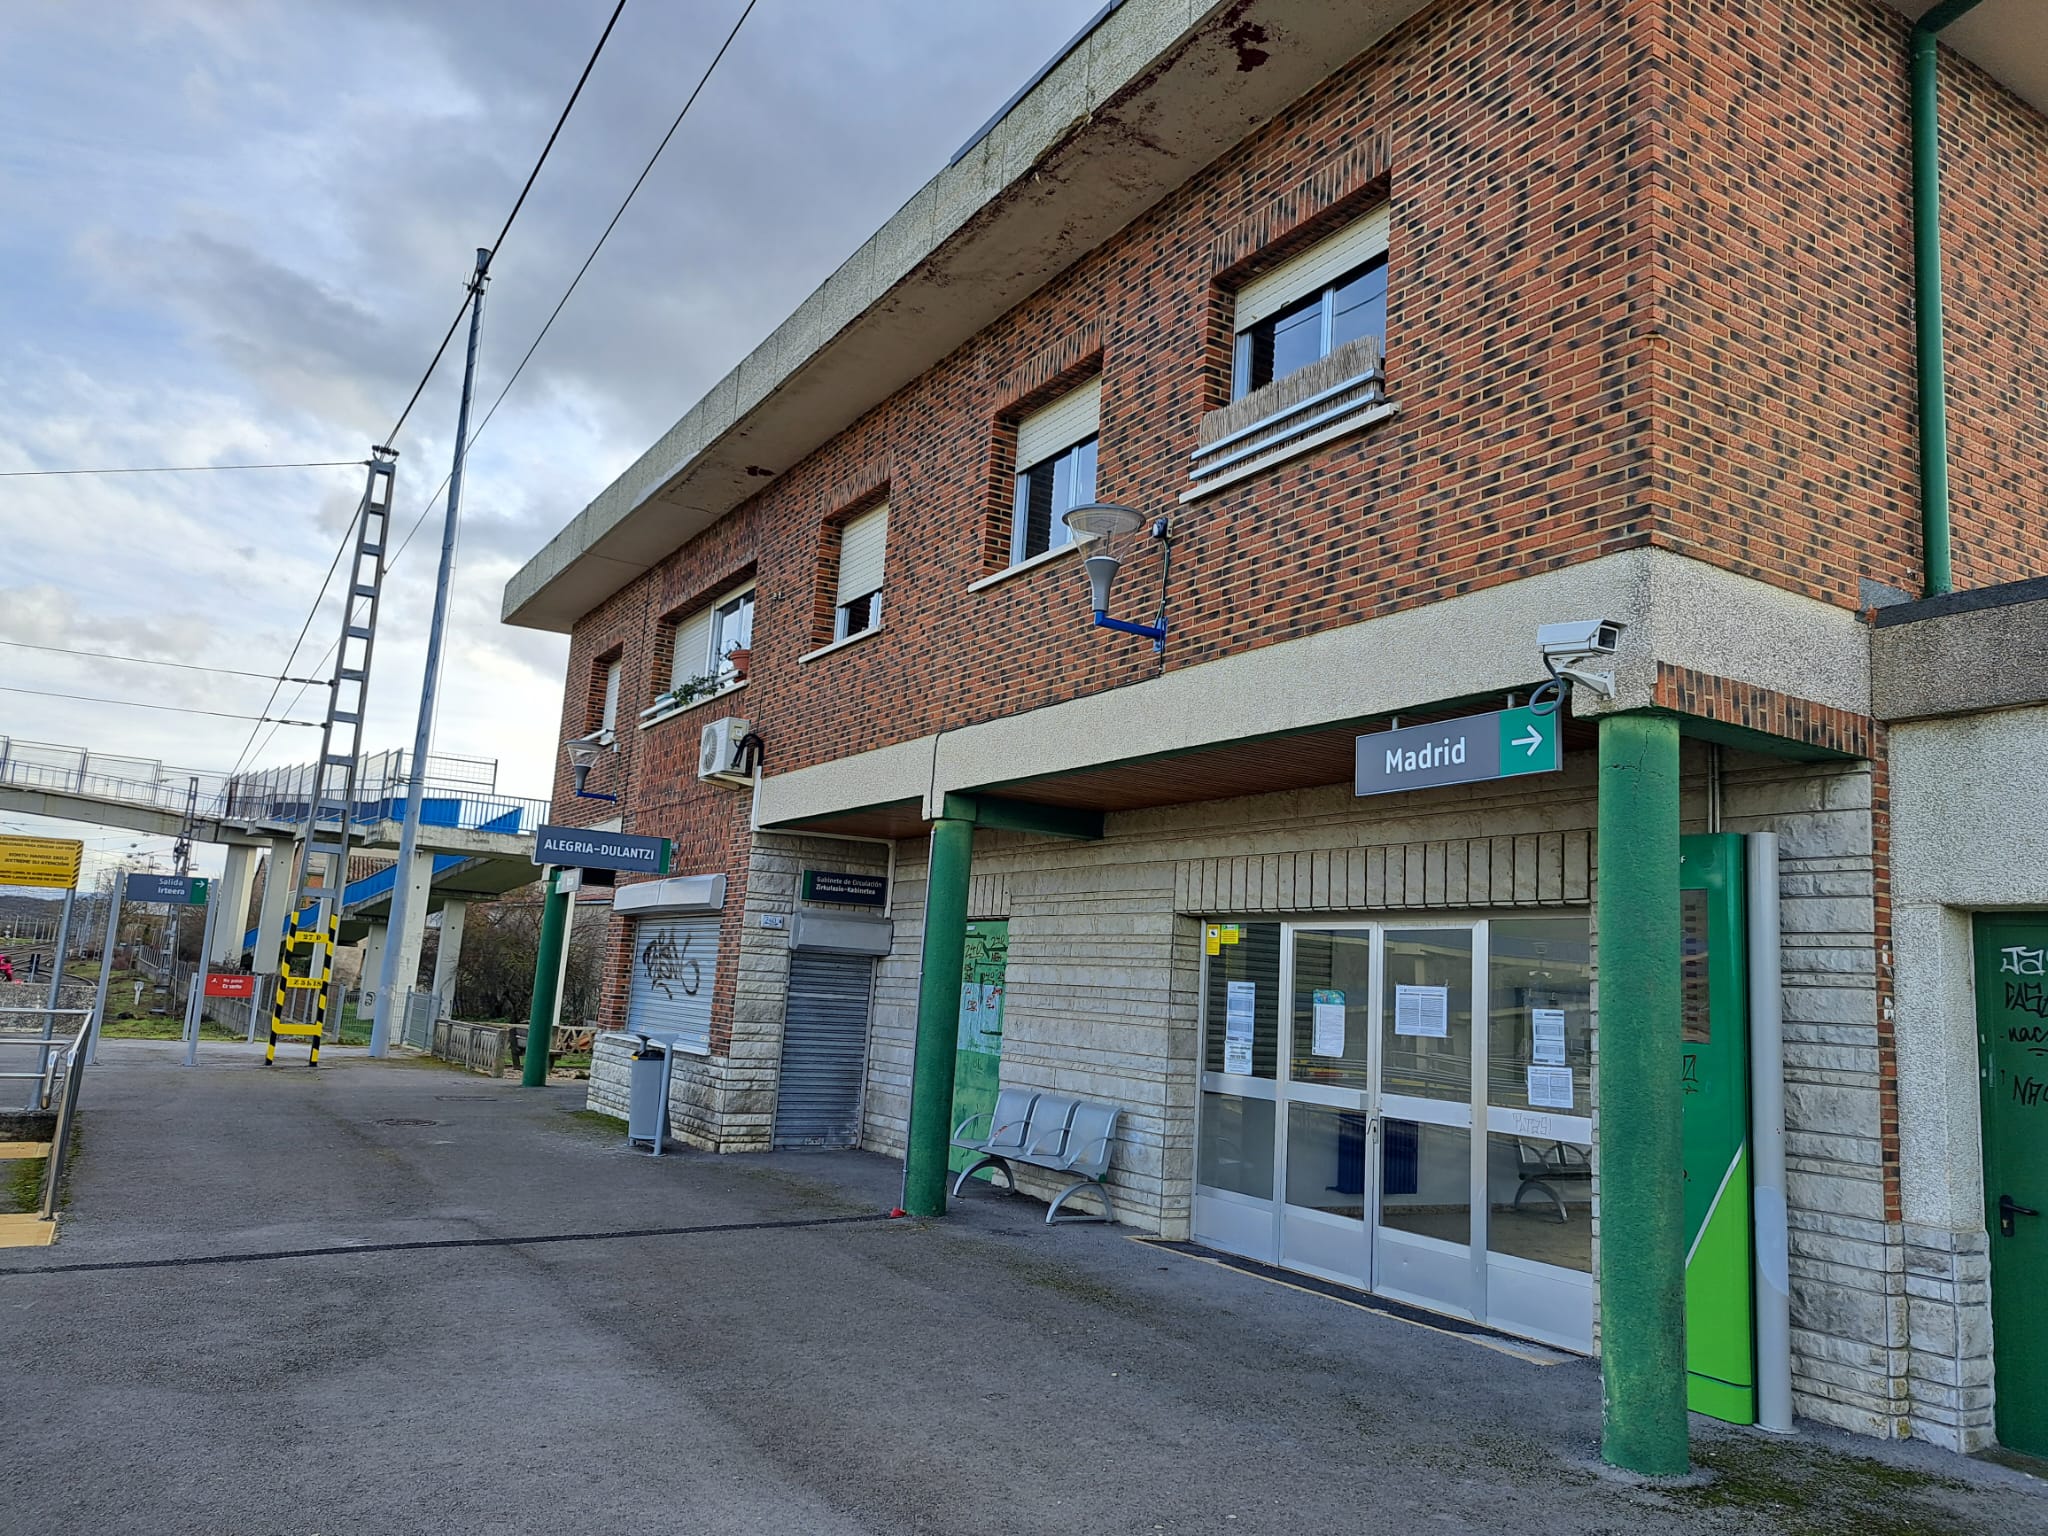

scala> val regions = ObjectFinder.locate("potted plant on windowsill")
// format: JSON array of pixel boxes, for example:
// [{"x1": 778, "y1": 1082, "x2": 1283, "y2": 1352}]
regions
[
  {"x1": 724, "y1": 645, "x2": 752, "y2": 681},
  {"x1": 662, "y1": 672, "x2": 725, "y2": 711}
]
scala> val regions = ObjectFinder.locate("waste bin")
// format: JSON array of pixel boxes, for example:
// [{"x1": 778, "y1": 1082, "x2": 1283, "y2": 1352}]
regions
[{"x1": 627, "y1": 1035, "x2": 671, "y2": 1153}]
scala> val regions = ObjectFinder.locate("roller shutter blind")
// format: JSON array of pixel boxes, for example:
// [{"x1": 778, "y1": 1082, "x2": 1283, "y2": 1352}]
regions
[
  {"x1": 624, "y1": 913, "x2": 720, "y2": 1054},
  {"x1": 773, "y1": 950, "x2": 874, "y2": 1148},
  {"x1": 670, "y1": 606, "x2": 713, "y2": 685},
  {"x1": 600, "y1": 660, "x2": 621, "y2": 737},
  {"x1": 1234, "y1": 205, "x2": 1391, "y2": 331},
  {"x1": 1014, "y1": 376, "x2": 1102, "y2": 471},
  {"x1": 836, "y1": 502, "x2": 889, "y2": 607}
]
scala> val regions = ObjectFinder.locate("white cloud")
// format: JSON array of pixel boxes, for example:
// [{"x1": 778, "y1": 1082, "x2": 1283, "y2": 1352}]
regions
[{"x1": 1, "y1": 0, "x2": 1108, "y2": 844}]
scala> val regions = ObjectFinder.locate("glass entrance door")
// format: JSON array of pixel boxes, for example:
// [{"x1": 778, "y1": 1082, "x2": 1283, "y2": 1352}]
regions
[
  {"x1": 1279, "y1": 929, "x2": 1375, "y2": 1284},
  {"x1": 1194, "y1": 914, "x2": 1596, "y2": 1351}
]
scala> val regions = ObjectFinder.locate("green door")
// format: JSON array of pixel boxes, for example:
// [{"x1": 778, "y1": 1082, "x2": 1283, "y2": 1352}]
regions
[
  {"x1": 949, "y1": 919, "x2": 1008, "y2": 1178},
  {"x1": 1974, "y1": 913, "x2": 2048, "y2": 1457},
  {"x1": 1679, "y1": 833, "x2": 1754, "y2": 1424}
]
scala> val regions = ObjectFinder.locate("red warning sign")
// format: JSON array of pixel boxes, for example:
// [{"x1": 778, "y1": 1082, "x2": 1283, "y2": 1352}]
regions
[{"x1": 203, "y1": 973, "x2": 257, "y2": 998}]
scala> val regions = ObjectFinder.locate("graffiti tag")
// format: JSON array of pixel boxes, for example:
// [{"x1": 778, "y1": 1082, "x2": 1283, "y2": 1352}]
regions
[
  {"x1": 2000, "y1": 946, "x2": 2047, "y2": 977},
  {"x1": 639, "y1": 929, "x2": 702, "y2": 1002}
]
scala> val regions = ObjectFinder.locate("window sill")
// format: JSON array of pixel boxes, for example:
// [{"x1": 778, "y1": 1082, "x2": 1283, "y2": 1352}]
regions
[
  {"x1": 638, "y1": 680, "x2": 747, "y2": 730},
  {"x1": 967, "y1": 539, "x2": 1088, "y2": 593},
  {"x1": 1180, "y1": 399, "x2": 1399, "y2": 503},
  {"x1": 798, "y1": 624, "x2": 885, "y2": 665},
  {"x1": 598, "y1": 1028, "x2": 711, "y2": 1059}
]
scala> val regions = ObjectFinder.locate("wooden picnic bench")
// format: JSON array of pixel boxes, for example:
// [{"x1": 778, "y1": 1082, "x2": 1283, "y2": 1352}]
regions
[{"x1": 505, "y1": 1023, "x2": 597, "y2": 1072}]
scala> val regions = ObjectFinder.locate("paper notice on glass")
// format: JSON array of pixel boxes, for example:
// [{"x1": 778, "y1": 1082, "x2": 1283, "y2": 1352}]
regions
[
  {"x1": 1531, "y1": 1008, "x2": 1567, "y2": 1065},
  {"x1": 1312, "y1": 989, "x2": 1346, "y2": 1057},
  {"x1": 1224, "y1": 980, "x2": 1256, "y2": 1074},
  {"x1": 1393, "y1": 983, "x2": 1449, "y2": 1038},
  {"x1": 1527, "y1": 1065, "x2": 1575, "y2": 1110}
]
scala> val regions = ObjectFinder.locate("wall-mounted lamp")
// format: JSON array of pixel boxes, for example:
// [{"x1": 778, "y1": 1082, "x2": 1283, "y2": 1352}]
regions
[
  {"x1": 564, "y1": 729, "x2": 618, "y2": 803},
  {"x1": 1061, "y1": 502, "x2": 1172, "y2": 653}
]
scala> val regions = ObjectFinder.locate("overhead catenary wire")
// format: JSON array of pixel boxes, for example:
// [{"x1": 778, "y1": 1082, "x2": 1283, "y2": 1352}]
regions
[
  {"x1": 231, "y1": 1, "x2": 634, "y2": 784},
  {"x1": 0, "y1": 460, "x2": 365, "y2": 479},
  {"x1": 475, "y1": 0, "x2": 758, "y2": 433},
  {"x1": 0, "y1": 639, "x2": 325, "y2": 685},
  {"x1": 0, "y1": 683, "x2": 321, "y2": 725},
  {"x1": 380, "y1": 0, "x2": 629, "y2": 450},
  {"x1": 238, "y1": 0, "x2": 756, "y2": 776}
]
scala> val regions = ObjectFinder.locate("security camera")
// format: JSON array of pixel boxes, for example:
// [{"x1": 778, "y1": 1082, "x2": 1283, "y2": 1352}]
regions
[
  {"x1": 1537, "y1": 620, "x2": 1623, "y2": 660},
  {"x1": 1537, "y1": 619, "x2": 1625, "y2": 699}
]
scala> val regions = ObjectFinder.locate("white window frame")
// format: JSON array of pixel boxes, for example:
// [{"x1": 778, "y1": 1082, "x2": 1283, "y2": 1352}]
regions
[
  {"x1": 834, "y1": 503, "x2": 888, "y2": 642},
  {"x1": 1006, "y1": 375, "x2": 1103, "y2": 571},
  {"x1": 642, "y1": 582, "x2": 753, "y2": 726},
  {"x1": 598, "y1": 658, "x2": 622, "y2": 745},
  {"x1": 1230, "y1": 205, "x2": 1390, "y2": 399}
]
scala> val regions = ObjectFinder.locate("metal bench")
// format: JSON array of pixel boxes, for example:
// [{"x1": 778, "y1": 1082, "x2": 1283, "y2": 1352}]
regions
[
  {"x1": 950, "y1": 1087, "x2": 1120, "y2": 1224},
  {"x1": 1512, "y1": 1138, "x2": 1592, "y2": 1222}
]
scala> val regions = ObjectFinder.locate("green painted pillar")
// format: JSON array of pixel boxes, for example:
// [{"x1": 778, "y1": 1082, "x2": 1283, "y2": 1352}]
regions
[
  {"x1": 904, "y1": 814, "x2": 975, "y2": 1216},
  {"x1": 521, "y1": 868, "x2": 571, "y2": 1089},
  {"x1": 1596, "y1": 712, "x2": 1689, "y2": 1475}
]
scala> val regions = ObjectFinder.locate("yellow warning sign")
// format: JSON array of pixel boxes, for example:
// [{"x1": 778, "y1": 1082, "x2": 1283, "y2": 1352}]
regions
[
  {"x1": 1203, "y1": 924, "x2": 1244, "y2": 957},
  {"x1": 0, "y1": 835, "x2": 83, "y2": 891}
]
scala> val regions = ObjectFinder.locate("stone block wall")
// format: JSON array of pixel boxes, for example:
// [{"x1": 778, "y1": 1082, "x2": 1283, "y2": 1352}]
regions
[
  {"x1": 590, "y1": 832, "x2": 893, "y2": 1153},
  {"x1": 1709, "y1": 753, "x2": 1915, "y2": 1441}
]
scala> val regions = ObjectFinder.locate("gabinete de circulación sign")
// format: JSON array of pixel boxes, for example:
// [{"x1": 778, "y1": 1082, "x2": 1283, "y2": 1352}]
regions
[{"x1": 1354, "y1": 706, "x2": 1561, "y2": 798}]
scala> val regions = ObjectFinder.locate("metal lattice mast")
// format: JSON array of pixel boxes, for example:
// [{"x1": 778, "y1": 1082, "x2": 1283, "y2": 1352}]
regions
[{"x1": 268, "y1": 452, "x2": 396, "y2": 1060}]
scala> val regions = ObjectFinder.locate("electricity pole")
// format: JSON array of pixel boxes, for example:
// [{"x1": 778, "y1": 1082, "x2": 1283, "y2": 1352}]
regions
[{"x1": 370, "y1": 247, "x2": 491, "y2": 1057}]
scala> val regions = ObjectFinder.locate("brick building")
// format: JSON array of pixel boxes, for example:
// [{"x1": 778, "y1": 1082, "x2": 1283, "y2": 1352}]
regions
[{"x1": 503, "y1": 0, "x2": 2048, "y2": 1465}]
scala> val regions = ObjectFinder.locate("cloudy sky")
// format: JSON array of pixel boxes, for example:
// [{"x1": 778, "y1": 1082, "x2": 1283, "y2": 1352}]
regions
[{"x1": 0, "y1": 0, "x2": 1104, "y2": 882}]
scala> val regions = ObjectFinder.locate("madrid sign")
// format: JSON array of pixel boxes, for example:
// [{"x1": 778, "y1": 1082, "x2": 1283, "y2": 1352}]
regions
[{"x1": 1355, "y1": 706, "x2": 1561, "y2": 798}]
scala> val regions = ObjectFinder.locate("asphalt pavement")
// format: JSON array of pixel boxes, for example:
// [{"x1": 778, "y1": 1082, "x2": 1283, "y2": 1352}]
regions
[{"x1": 1, "y1": 1039, "x2": 2041, "y2": 1535}]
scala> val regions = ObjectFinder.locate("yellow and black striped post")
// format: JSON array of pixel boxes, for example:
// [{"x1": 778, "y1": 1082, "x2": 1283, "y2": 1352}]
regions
[{"x1": 266, "y1": 910, "x2": 336, "y2": 1067}]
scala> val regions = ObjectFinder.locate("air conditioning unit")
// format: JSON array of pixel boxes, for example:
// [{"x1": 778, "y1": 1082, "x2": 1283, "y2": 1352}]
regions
[{"x1": 697, "y1": 717, "x2": 754, "y2": 788}]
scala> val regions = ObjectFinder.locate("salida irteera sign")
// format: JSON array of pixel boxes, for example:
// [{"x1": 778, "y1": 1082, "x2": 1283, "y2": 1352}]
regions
[{"x1": 1355, "y1": 706, "x2": 1561, "y2": 798}]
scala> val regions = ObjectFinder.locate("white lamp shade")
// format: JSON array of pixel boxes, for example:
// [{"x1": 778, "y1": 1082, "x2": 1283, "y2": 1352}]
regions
[
  {"x1": 1084, "y1": 552, "x2": 1122, "y2": 613},
  {"x1": 1063, "y1": 501, "x2": 1145, "y2": 540}
]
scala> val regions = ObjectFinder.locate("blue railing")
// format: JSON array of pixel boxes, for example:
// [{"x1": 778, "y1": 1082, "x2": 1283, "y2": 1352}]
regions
[{"x1": 239, "y1": 807, "x2": 524, "y2": 953}]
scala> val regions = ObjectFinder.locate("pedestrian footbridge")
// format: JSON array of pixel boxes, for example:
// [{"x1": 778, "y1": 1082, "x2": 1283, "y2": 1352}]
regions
[{"x1": 0, "y1": 736, "x2": 546, "y2": 985}]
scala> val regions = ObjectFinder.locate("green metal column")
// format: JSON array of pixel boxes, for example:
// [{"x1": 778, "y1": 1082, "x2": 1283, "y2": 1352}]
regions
[
  {"x1": 1911, "y1": 0, "x2": 1987, "y2": 599},
  {"x1": 904, "y1": 814, "x2": 976, "y2": 1216},
  {"x1": 521, "y1": 867, "x2": 571, "y2": 1089},
  {"x1": 1596, "y1": 712, "x2": 1689, "y2": 1475}
]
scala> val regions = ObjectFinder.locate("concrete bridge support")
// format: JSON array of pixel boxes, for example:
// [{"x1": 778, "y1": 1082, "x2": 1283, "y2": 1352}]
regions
[
  {"x1": 211, "y1": 844, "x2": 260, "y2": 966},
  {"x1": 431, "y1": 900, "x2": 467, "y2": 1019},
  {"x1": 252, "y1": 840, "x2": 297, "y2": 975}
]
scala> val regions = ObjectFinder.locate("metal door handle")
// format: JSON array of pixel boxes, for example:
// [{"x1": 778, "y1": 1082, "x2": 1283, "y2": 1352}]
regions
[{"x1": 1999, "y1": 1194, "x2": 2041, "y2": 1237}]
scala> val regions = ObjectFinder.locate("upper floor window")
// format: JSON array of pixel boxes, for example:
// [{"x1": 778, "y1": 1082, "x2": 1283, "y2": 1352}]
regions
[
  {"x1": 597, "y1": 656, "x2": 622, "y2": 743},
  {"x1": 1231, "y1": 205, "x2": 1389, "y2": 399},
  {"x1": 1011, "y1": 376, "x2": 1101, "y2": 565},
  {"x1": 834, "y1": 502, "x2": 888, "y2": 640},
  {"x1": 670, "y1": 582, "x2": 754, "y2": 695}
]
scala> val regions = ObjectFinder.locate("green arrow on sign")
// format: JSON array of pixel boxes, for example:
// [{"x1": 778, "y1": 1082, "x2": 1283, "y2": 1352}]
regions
[{"x1": 1496, "y1": 706, "x2": 1561, "y2": 776}]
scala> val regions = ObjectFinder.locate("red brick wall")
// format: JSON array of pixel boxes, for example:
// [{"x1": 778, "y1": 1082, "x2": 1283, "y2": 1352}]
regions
[
  {"x1": 549, "y1": 0, "x2": 2047, "y2": 1031},
  {"x1": 561, "y1": 0, "x2": 1670, "y2": 788},
  {"x1": 1652, "y1": 0, "x2": 2048, "y2": 601}
]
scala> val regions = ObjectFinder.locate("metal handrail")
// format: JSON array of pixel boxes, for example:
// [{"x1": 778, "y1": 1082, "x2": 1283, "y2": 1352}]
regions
[
  {"x1": 0, "y1": 1008, "x2": 94, "y2": 1089},
  {"x1": 38, "y1": 1012, "x2": 94, "y2": 1220}
]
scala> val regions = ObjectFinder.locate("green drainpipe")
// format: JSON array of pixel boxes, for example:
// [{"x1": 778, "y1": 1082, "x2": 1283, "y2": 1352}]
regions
[{"x1": 1911, "y1": 0, "x2": 1987, "y2": 599}]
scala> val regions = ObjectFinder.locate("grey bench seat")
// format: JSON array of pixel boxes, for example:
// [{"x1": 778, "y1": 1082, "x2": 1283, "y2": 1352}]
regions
[{"x1": 950, "y1": 1087, "x2": 1120, "y2": 1224}]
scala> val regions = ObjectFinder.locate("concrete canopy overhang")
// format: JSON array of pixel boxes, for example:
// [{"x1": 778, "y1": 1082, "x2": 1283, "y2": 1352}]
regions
[
  {"x1": 1888, "y1": 1, "x2": 2048, "y2": 116},
  {"x1": 756, "y1": 551, "x2": 1874, "y2": 837},
  {"x1": 502, "y1": 0, "x2": 1436, "y2": 634}
]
